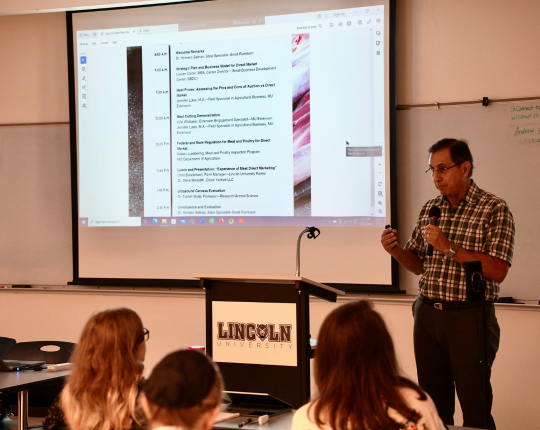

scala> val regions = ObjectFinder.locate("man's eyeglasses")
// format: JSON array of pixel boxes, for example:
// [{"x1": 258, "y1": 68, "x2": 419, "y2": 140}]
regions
[
  {"x1": 425, "y1": 162, "x2": 463, "y2": 175},
  {"x1": 143, "y1": 328, "x2": 150, "y2": 341}
]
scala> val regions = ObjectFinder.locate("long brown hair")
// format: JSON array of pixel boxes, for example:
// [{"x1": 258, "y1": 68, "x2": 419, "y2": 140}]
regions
[
  {"x1": 311, "y1": 300, "x2": 425, "y2": 430},
  {"x1": 61, "y1": 307, "x2": 145, "y2": 430}
]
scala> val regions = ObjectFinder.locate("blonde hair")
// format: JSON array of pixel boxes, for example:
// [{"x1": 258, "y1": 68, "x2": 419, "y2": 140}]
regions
[{"x1": 61, "y1": 307, "x2": 145, "y2": 430}]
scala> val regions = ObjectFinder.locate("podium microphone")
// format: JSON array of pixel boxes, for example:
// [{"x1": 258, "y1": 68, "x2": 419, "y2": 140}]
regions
[
  {"x1": 296, "y1": 226, "x2": 320, "y2": 277},
  {"x1": 426, "y1": 206, "x2": 440, "y2": 257},
  {"x1": 306, "y1": 226, "x2": 320, "y2": 239}
]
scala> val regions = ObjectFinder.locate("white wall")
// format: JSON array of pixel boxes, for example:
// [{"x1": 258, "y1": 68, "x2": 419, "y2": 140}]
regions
[
  {"x1": 2, "y1": 1, "x2": 540, "y2": 429},
  {"x1": 0, "y1": 0, "x2": 188, "y2": 15},
  {"x1": 0, "y1": 13, "x2": 67, "y2": 124},
  {"x1": 395, "y1": 0, "x2": 540, "y2": 104}
]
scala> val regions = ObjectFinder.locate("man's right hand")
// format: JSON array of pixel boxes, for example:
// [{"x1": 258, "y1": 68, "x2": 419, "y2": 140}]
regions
[
  {"x1": 381, "y1": 227, "x2": 399, "y2": 255},
  {"x1": 381, "y1": 228, "x2": 424, "y2": 275}
]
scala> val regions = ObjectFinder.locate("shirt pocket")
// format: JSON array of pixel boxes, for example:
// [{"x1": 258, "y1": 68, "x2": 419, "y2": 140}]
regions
[{"x1": 453, "y1": 213, "x2": 488, "y2": 252}]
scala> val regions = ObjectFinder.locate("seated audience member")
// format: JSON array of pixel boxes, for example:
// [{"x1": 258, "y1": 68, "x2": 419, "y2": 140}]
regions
[
  {"x1": 140, "y1": 349, "x2": 222, "y2": 430},
  {"x1": 43, "y1": 307, "x2": 148, "y2": 430},
  {"x1": 292, "y1": 300, "x2": 445, "y2": 430}
]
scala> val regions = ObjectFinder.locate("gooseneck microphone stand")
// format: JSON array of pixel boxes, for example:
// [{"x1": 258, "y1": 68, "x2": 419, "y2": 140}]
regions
[{"x1": 295, "y1": 226, "x2": 320, "y2": 277}]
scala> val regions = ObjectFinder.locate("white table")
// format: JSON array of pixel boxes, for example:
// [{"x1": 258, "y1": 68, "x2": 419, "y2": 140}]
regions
[
  {"x1": 214, "y1": 409, "x2": 479, "y2": 430},
  {"x1": 0, "y1": 369, "x2": 70, "y2": 430}
]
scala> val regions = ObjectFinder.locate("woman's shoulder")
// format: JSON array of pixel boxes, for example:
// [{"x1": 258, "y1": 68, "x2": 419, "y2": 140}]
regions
[
  {"x1": 390, "y1": 387, "x2": 446, "y2": 430},
  {"x1": 292, "y1": 401, "x2": 323, "y2": 430},
  {"x1": 292, "y1": 401, "x2": 312, "y2": 422},
  {"x1": 398, "y1": 386, "x2": 435, "y2": 410},
  {"x1": 151, "y1": 427, "x2": 185, "y2": 430}
]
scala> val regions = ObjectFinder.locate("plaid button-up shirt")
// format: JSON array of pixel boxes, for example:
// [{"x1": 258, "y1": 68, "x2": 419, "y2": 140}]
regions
[{"x1": 404, "y1": 180, "x2": 515, "y2": 301}]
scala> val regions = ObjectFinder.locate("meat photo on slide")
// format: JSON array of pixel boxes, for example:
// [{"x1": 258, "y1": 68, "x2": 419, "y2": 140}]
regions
[{"x1": 292, "y1": 33, "x2": 311, "y2": 216}]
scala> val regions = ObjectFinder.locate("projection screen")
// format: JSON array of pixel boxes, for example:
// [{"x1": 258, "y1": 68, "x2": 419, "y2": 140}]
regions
[{"x1": 67, "y1": 0, "x2": 398, "y2": 291}]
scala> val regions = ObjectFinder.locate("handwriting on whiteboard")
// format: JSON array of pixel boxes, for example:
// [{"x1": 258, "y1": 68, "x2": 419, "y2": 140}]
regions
[{"x1": 508, "y1": 103, "x2": 540, "y2": 143}]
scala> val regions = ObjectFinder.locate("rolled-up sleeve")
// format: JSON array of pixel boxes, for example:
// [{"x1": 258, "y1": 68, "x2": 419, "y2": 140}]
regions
[
  {"x1": 483, "y1": 202, "x2": 515, "y2": 265},
  {"x1": 404, "y1": 220, "x2": 426, "y2": 260}
]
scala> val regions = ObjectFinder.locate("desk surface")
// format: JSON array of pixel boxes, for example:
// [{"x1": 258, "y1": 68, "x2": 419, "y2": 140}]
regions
[
  {"x1": 215, "y1": 410, "x2": 292, "y2": 430},
  {"x1": 0, "y1": 369, "x2": 70, "y2": 394},
  {"x1": 214, "y1": 410, "x2": 477, "y2": 430}
]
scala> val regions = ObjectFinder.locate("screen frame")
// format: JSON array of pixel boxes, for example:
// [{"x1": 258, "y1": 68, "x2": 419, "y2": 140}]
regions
[{"x1": 66, "y1": 0, "x2": 401, "y2": 293}]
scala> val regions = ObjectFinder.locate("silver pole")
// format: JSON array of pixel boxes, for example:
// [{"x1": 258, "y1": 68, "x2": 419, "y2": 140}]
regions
[
  {"x1": 295, "y1": 227, "x2": 310, "y2": 277},
  {"x1": 17, "y1": 390, "x2": 28, "y2": 430}
]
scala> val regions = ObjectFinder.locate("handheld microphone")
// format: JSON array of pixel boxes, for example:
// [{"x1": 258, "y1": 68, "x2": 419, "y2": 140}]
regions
[{"x1": 426, "y1": 206, "x2": 441, "y2": 256}]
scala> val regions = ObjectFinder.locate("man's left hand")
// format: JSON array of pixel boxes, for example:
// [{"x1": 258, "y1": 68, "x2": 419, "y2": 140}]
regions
[{"x1": 424, "y1": 225, "x2": 451, "y2": 254}]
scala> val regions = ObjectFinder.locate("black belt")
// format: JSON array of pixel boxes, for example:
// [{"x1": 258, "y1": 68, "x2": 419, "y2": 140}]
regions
[{"x1": 420, "y1": 295, "x2": 493, "y2": 311}]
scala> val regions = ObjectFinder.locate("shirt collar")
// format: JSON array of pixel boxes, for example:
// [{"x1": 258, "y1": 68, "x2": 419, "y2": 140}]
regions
[{"x1": 441, "y1": 179, "x2": 480, "y2": 207}]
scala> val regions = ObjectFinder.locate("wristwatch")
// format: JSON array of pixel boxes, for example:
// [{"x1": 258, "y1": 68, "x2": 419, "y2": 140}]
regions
[{"x1": 446, "y1": 243, "x2": 458, "y2": 259}]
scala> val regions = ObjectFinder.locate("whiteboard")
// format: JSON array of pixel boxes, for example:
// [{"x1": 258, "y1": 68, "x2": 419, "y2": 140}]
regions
[
  {"x1": 0, "y1": 102, "x2": 537, "y2": 300},
  {"x1": 0, "y1": 124, "x2": 72, "y2": 285},
  {"x1": 396, "y1": 102, "x2": 536, "y2": 299}
]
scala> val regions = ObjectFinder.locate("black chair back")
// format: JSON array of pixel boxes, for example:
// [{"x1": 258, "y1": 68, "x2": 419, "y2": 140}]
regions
[
  {"x1": 7, "y1": 341, "x2": 76, "y2": 364},
  {"x1": 0, "y1": 337, "x2": 16, "y2": 360}
]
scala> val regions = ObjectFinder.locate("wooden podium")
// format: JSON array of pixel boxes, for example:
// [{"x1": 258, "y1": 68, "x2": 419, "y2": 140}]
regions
[{"x1": 195, "y1": 275, "x2": 344, "y2": 409}]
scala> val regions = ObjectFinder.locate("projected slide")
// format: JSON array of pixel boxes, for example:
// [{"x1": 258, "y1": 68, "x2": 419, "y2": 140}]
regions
[
  {"x1": 76, "y1": 6, "x2": 386, "y2": 228},
  {"x1": 169, "y1": 37, "x2": 293, "y2": 219}
]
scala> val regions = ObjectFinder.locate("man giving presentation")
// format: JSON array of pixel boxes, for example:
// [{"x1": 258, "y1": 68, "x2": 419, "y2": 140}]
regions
[{"x1": 381, "y1": 138, "x2": 515, "y2": 429}]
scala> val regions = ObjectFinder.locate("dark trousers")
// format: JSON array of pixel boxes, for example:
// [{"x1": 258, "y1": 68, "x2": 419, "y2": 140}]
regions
[{"x1": 413, "y1": 296, "x2": 500, "y2": 429}]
